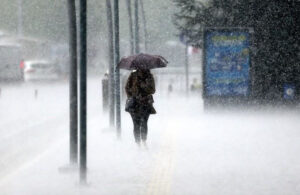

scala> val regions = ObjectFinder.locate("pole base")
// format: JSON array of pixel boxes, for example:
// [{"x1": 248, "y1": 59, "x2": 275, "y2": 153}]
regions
[{"x1": 58, "y1": 163, "x2": 79, "y2": 173}]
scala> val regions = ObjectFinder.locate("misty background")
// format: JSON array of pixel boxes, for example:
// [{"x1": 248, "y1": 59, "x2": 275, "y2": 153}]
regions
[
  {"x1": 0, "y1": 0, "x2": 188, "y2": 73},
  {"x1": 1, "y1": 1, "x2": 300, "y2": 195}
]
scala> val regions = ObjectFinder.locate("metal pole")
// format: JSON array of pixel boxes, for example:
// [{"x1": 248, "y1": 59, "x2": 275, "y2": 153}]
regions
[
  {"x1": 106, "y1": 0, "x2": 115, "y2": 127},
  {"x1": 185, "y1": 44, "x2": 189, "y2": 96},
  {"x1": 134, "y1": 0, "x2": 140, "y2": 54},
  {"x1": 126, "y1": 0, "x2": 134, "y2": 55},
  {"x1": 79, "y1": 0, "x2": 87, "y2": 183},
  {"x1": 17, "y1": 0, "x2": 23, "y2": 37},
  {"x1": 67, "y1": 0, "x2": 78, "y2": 165},
  {"x1": 140, "y1": 0, "x2": 148, "y2": 52},
  {"x1": 114, "y1": 0, "x2": 121, "y2": 135}
]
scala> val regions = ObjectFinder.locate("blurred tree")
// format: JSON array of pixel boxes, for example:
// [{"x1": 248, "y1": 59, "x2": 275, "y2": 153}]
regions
[{"x1": 173, "y1": 0, "x2": 300, "y2": 101}]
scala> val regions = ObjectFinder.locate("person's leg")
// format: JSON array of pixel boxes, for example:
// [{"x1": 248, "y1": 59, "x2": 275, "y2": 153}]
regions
[
  {"x1": 130, "y1": 113, "x2": 141, "y2": 143},
  {"x1": 141, "y1": 114, "x2": 150, "y2": 142}
]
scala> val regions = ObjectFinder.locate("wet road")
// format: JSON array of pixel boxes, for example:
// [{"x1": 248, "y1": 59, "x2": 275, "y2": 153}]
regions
[{"x1": 1, "y1": 78, "x2": 300, "y2": 195}]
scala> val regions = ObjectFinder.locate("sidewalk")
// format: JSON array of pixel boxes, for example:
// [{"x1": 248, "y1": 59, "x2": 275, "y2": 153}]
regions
[
  {"x1": 0, "y1": 94, "x2": 193, "y2": 195},
  {"x1": 1, "y1": 95, "x2": 300, "y2": 195}
]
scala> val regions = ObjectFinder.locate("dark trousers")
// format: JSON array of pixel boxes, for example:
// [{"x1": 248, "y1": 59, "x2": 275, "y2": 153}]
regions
[{"x1": 130, "y1": 113, "x2": 150, "y2": 143}]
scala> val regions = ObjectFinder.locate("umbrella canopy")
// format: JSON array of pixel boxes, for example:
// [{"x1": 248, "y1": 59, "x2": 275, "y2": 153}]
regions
[{"x1": 118, "y1": 53, "x2": 168, "y2": 70}]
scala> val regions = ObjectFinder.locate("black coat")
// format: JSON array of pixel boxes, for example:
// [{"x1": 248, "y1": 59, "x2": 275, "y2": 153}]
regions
[{"x1": 125, "y1": 70, "x2": 156, "y2": 114}]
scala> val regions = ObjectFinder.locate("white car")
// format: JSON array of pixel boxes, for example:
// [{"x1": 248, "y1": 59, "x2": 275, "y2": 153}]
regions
[{"x1": 23, "y1": 60, "x2": 60, "y2": 81}]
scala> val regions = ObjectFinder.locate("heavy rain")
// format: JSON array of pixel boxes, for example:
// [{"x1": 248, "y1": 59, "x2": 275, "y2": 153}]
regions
[{"x1": 0, "y1": 0, "x2": 299, "y2": 194}]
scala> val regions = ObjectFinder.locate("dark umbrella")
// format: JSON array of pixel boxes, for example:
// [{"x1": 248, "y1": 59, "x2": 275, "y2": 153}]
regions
[{"x1": 118, "y1": 53, "x2": 168, "y2": 70}]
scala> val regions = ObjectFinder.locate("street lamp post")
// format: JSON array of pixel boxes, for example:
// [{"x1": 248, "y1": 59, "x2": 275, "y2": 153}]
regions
[
  {"x1": 185, "y1": 44, "x2": 189, "y2": 96},
  {"x1": 18, "y1": 0, "x2": 23, "y2": 37},
  {"x1": 67, "y1": 0, "x2": 78, "y2": 165},
  {"x1": 140, "y1": 0, "x2": 148, "y2": 52},
  {"x1": 180, "y1": 33, "x2": 190, "y2": 96},
  {"x1": 114, "y1": 0, "x2": 121, "y2": 135},
  {"x1": 134, "y1": 0, "x2": 140, "y2": 54},
  {"x1": 106, "y1": 0, "x2": 115, "y2": 127},
  {"x1": 79, "y1": 0, "x2": 87, "y2": 183},
  {"x1": 126, "y1": 0, "x2": 134, "y2": 55}
]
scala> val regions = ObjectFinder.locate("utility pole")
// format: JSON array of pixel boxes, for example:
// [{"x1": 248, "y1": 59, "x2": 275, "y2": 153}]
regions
[
  {"x1": 67, "y1": 0, "x2": 78, "y2": 165},
  {"x1": 114, "y1": 0, "x2": 121, "y2": 135},
  {"x1": 126, "y1": 0, "x2": 134, "y2": 55},
  {"x1": 79, "y1": 0, "x2": 87, "y2": 183},
  {"x1": 185, "y1": 44, "x2": 189, "y2": 96},
  {"x1": 134, "y1": 0, "x2": 140, "y2": 54},
  {"x1": 17, "y1": 0, "x2": 23, "y2": 37},
  {"x1": 140, "y1": 0, "x2": 148, "y2": 52},
  {"x1": 106, "y1": 0, "x2": 115, "y2": 127}
]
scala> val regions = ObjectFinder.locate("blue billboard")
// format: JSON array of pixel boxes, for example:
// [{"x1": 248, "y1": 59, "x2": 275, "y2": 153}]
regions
[
  {"x1": 283, "y1": 84, "x2": 295, "y2": 100},
  {"x1": 204, "y1": 29, "x2": 250, "y2": 97}
]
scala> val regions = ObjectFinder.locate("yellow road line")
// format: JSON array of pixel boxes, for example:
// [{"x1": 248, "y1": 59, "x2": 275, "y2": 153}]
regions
[{"x1": 145, "y1": 122, "x2": 179, "y2": 195}]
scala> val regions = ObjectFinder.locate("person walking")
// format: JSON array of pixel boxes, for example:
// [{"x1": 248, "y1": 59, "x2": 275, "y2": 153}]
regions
[
  {"x1": 125, "y1": 68, "x2": 156, "y2": 145},
  {"x1": 118, "y1": 53, "x2": 167, "y2": 145}
]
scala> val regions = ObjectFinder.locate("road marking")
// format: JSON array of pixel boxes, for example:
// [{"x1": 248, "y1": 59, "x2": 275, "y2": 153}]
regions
[
  {"x1": 0, "y1": 138, "x2": 66, "y2": 187},
  {"x1": 146, "y1": 122, "x2": 178, "y2": 195}
]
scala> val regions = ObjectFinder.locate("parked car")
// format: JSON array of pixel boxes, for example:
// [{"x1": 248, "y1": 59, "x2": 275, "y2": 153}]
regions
[{"x1": 23, "y1": 60, "x2": 60, "y2": 81}]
